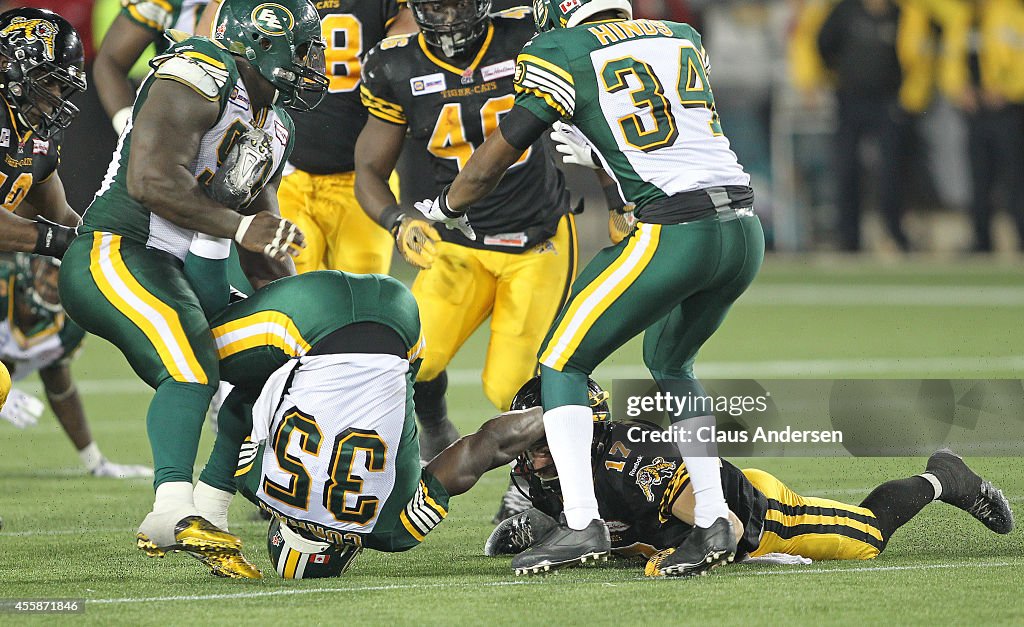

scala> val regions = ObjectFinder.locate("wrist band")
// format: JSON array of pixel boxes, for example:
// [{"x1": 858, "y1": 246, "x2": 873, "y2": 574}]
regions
[
  {"x1": 438, "y1": 185, "x2": 463, "y2": 218},
  {"x1": 234, "y1": 214, "x2": 256, "y2": 244},
  {"x1": 378, "y1": 204, "x2": 405, "y2": 234}
]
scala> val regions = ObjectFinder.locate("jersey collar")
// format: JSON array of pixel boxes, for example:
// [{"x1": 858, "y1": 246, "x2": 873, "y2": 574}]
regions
[{"x1": 417, "y1": 23, "x2": 495, "y2": 78}]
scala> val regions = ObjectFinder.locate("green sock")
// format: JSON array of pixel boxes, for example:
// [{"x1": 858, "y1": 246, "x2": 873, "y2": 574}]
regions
[
  {"x1": 540, "y1": 365, "x2": 590, "y2": 410},
  {"x1": 147, "y1": 381, "x2": 215, "y2": 488},
  {"x1": 199, "y1": 392, "x2": 253, "y2": 493}
]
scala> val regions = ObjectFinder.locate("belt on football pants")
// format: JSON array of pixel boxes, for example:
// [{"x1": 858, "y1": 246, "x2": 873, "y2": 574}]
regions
[
  {"x1": 635, "y1": 185, "x2": 754, "y2": 224},
  {"x1": 308, "y1": 322, "x2": 406, "y2": 359}
]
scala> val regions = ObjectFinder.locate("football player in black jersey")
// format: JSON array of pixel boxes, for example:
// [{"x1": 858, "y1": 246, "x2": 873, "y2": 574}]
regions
[
  {"x1": 486, "y1": 377, "x2": 1015, "y2": 575},
  {"x1": 0, "y1": 7, "x2": 85, "y2": 259},
  {"x1": 355, "y1": 1, "x2": 578, "y2": 466}
]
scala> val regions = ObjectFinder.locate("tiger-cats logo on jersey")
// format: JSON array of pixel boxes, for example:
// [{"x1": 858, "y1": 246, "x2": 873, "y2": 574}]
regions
[
  {"x1": 635, "y1": 457, "x2": 677, "y2": 502},
  {"x1": 0, "y1": 17, "x2": 58, "y2": 62}
]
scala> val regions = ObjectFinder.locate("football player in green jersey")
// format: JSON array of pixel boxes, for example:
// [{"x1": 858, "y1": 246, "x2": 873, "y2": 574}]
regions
[
  {"x1": 417, "y1": 0, "x2": 766, "y2": 576},
  {"x1": 0, "y1": 253, "x2": 152, "y2": 479},
  {"x1": 57, "y1": 0, "x2": 327, "y2": 578},
  {"x1": 94, "y1": 0, "x2": 210, "y2": 135},
  {"x1": 0, "y1": 8, "x2": 86, "y2": 259}
]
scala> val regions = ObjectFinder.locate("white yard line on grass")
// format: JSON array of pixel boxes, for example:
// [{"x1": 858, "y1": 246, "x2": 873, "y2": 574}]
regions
[
  {"x1": 40, "y1": 355, "x2": 1024, "y2": 397},
  {"x1": 86, "y1": 561, "x2": 1015, "y2": 605},
  {"x1": 742, "y1": 285, "x2": 1024, "y2": 307}
]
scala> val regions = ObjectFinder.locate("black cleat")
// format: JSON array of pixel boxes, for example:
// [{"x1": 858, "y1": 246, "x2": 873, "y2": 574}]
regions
[
  {"x1": 926, "y1": 449, "x2": 1014, "y2": 534},
  {"x1": 419, "y1": 418, "x2": 460, "y2": 463},
  {"x1": 648, "y1": 517, "x2": 736, "y2": 578},
  {"x1": 484, "y1": 507, "x2": 558, "y2": 556},
  {"x1": 510, "y1": 516, "x2": 610, "y2": 575}
]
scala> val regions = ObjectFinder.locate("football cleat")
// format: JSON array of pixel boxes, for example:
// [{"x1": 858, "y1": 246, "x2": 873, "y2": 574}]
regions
[
  {"x1": 484, "y1": 507, "x2": 558, "y2": 556},
  {"x1": 491, "y1": 474, "x2": 533, "y2": 524},
  {"x1": 418, "y1": 417, "x2": 460, "y2": 463},
  {"x1": 510, "y1": 515, "x2": 610, "y2": 575},
  {"x1": 925, "y1": 449, "x2": 1014, "y2": 534},
  {"x1": 649, "y1": 517, "x2": 736, "y2": 578},
  {"x1": 91, "y1": 459, "x2": 154, "y2": 479},
  {"x1": 136, "y1": 511, "x2": 261, "y2": 579}
]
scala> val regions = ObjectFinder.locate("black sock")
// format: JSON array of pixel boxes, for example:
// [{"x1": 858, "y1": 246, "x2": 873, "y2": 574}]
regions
[
  {"x1": 859, "y1": 476, "x2": 936, "y2": 547},
  {"x1": 414, "y1": 371, "x2": 448, "y2": 429}
]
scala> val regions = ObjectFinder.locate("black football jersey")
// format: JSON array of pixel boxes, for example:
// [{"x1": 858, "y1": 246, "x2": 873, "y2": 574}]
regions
[
  {"x1": 287, "y1": 0, "x2": 404, "y2": 174},
  {"x1": 593, "y1": 422, "x2": 767, "y2": 558},
  {"x1": 0, "y1": 100, "x2": 60, "y2": 214},
  {"x1": 361, "y1": 13, "x2": 569, "y2": 252}
]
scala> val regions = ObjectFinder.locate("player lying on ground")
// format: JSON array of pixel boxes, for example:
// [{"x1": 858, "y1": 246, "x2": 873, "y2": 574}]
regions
[
  {"x1": 183, "y1": 264, "x2": 545, "y2": 578},
  {"x1": 0, "y1": 253, "x2": 150, "y2": 478},
  {"x1": 485, "y1": 377, "x2": 1015, "y2": 576}
]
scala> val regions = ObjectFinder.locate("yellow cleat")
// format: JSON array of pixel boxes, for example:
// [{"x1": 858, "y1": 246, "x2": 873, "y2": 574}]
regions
[
  {"x1": 137, "y1": 514, "x2": 261, "y2": 579},
  {"x1": 644, "y1": 548, "x2": 673, "y2": 578}
]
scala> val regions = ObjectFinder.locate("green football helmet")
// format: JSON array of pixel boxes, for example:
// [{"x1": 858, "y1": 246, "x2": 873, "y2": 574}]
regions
[
  {"x1": 12, "y1": 253, "x2": 61, "y2": 319},
  {"x1": 211, "y1": 0, "x2": 328, "y2": 111},
  {"x1": 266, "y1": 518, "x2": 362, "y2": 579},
  {"x1": 532, "y1": 0, "x2": 632, "y2": 32}
]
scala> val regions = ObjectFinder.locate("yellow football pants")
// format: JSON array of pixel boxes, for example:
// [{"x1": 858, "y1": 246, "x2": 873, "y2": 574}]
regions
[
  {"x1": 744, "y1": 468, "x2": 884, "y2": 560},
  {"x1": 413, "y1": 214, "x2": 577, "y2": 411},
  {"x1": 278, "y1": 169, "x2": 397, "y2": 275}
]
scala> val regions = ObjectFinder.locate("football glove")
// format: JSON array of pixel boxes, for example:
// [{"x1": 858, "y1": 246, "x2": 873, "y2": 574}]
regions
[
  {"x1": 414, "y1": 185, "x2": 476, "y2": 240},
  {"x1": 394, "y1": 215, "x2": 441, "y2": 269},
  {"x1": 207, "y1": 126, "x2": 274, "y2": 210},
  {"x1": 608, "y1": 205, "x2": 636, "y2": 244},
  {"x1": 0, "y1": 388, "x2": 45, "y2": 429},
  {"x1": 550, "y1": 122, "x2": 600, "y2": 169}
]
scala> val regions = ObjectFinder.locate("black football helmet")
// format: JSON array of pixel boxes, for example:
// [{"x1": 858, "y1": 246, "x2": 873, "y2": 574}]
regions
[
  {"x1": 409, "y1": 0, "x2": 492, "y2": 58},
  {"x1": 509, "y1": 375, "x2": 612, "y2": 517},
  {"x1": 0, "y1": 8, "x2": 86, "y2": 140}
]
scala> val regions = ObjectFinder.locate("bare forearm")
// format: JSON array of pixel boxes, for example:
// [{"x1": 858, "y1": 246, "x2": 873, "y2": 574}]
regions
[
  {"x1": 93, "y1": 54, "x2": 138, "y2": 119},
  {"x1": 129, "y1": 165, "x2": 242, "y2": 238},
  {"x1": 354, "y1": 165, "x2": 400, "y2": 222},
  {"x1": 0, "y1": 210, "x2": 43, "y2": 252},
  {"x1": 447, "y1": 128, "x2": 522, "y2": 211},
  {"x1": 237, "y1": 245, "x2": 293, "y2": 289}
]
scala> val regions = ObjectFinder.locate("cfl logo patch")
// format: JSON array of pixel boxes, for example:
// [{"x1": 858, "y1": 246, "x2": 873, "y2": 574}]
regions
[{"x1": 250, "y1": 3, "x2": 294, "y2": 36}]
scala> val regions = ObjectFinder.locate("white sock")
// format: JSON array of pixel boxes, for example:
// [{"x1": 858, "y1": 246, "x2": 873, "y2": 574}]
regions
[
  {"x1": 682, "y1": 455, "x2": 729, "y2": 527},
  {"x1": 194, "y1": 481, "x2": 233, "y2": 530},
  {"x1": 153, "y1": 481, "x2": 195, "y2": 514},
  {"x1": 78, "y1": 442, "x2": 103, "y2": 472},
  {"x1": 916, "y1": 472, "x2": 942, "y2": 500},
  {"x1": 544, "y1": 405, "x2": 600, "y2": 530}
]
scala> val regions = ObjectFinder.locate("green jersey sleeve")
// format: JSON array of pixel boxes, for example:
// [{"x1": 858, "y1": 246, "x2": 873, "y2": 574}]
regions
[
  {"x1": 359, "y1": 39, "x2": 410, "y2": 125},
  {"x1": 120, "y1": 0, "x2": 179, "y2": 37},
  {"x1": 513, "y1": 32, "x2": 576, "y2": 124}
]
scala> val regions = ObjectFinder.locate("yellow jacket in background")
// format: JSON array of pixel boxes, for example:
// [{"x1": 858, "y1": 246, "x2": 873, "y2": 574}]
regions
[{"x1": 941, "y1": 0, "x2": 1024, "y2": 103}]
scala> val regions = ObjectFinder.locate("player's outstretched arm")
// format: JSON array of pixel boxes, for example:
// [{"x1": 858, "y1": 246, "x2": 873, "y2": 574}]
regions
[
  {"x1": 354, "y1": 116, "x2": 407, "y2": 225},
  {"x1": 93, "y1": 14, "x2": 154, "y2": 134},
  {"x1": 23, "y1": 171, "x2": 81, "y2": 227},
  {"x1": 426, "y1": 407, "x2": 544, "y2": 497},
  {"x1": 38, "y1": 362, "x2": 92, "y2": 451},
  {"x1": 445, "y1": 125, "x2": 526, "y2": 212}
]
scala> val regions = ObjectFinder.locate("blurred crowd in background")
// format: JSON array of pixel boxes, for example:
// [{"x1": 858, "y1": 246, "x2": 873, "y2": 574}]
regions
[{"x1": 7, "y1": 0, "x2": 1024, "y2": 255}]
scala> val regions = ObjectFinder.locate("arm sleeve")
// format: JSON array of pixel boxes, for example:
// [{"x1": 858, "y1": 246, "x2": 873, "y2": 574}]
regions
[
  {"x1": 498, "y1": 105, "x2": 550, "y2": 151},
  {"x1": 513, "y1": 34, "x2": 576, "y2": 124},
  {"x1": 360, "y1": 45, "x2": 407, "y2": 125},
  {"x1": 184, "y1": 235, "x2": 232, "y2": 318}
]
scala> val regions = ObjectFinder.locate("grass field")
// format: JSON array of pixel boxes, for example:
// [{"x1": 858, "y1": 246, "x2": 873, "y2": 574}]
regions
[{"x1": 1, "y1": 257, "x2": 1023, "y2": 625}]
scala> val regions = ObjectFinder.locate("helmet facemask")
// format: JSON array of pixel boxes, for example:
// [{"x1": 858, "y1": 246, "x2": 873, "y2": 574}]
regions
[
  {"x1": 411, "y1": 0, "x2": 492, "y2": 58},
  {"x1": 269, "y1": 38, "x2": 327, "y2": 111},
  {"x1": 0, "y1": 10, "x2": 86, "y2": 140},
  {"x1": 14, "y1": 254, "x2": 62, "y2": 319}
]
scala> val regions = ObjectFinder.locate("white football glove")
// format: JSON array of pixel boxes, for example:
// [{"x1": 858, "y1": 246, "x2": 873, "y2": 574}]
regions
[
  {"x1": 414, "y1": 186, "x2": 476, "y2": 241},
  {"x1": 550, "y1": 121, "x2": 600, "y2": 169},
  {"x1": 0, "y1": 388, "x2": 45, "y2": 429}
]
